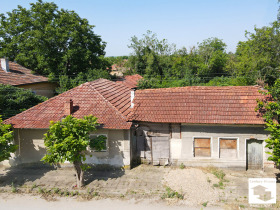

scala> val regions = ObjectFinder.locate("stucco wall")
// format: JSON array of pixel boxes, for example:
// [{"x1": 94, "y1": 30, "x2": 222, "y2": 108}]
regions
[
  {"x1": 1, "y1": 128, "x2": 130, "y2": 168},
  {"x1": 178, "y1": 124, "x2": 272, "y2": 169},
  {"x1": 17, "y1": 82, "x2": 57, "y2": 98},
  {"x1": 134, "y1": 122, "x2": 273, "y2": 169}
]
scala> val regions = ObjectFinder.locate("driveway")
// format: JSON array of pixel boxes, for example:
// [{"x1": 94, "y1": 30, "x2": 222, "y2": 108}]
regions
[{"x1": 0, "y1": 164, "x2": 280, "y2": 209}]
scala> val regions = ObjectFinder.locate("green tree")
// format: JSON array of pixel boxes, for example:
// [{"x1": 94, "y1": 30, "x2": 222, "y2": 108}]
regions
[
  {"x1": 257, "y1": 79, "x2": 280, "y2": 165},
  {"x1": 127, "y1": 30, "x2": 175, "y2": 78},
  {"x1": 42, "y1": 115, "x2": 106, "y2": 188},
  {"x1": 54, "y1": 68, "x2": 111, "y2": 94},
  {"x1": 0, "y1": 0, "x2": 107, "y2": 77},
  {"x1": 0, "y1": 84, "x2": 47, "y2": 119},
  {"x1": 230, "y1": 21, "x2": 280, "y2": 85},
  {"x1": 0, "y1": 117, "x2": 17, "y2": 162},
  {"x1": 196, "y1": 37, "x2": 228, "y2": 82}
]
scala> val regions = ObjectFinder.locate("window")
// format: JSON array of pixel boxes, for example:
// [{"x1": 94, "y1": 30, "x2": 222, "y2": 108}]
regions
[
  {"x1": 194, "y1": 138, "x2": 211, "y2": 157},
  {"x1": 219, "y1": 138, "x2": 237, "y2": 158},
  {"x1": 89, "y1": 134, "x2": 108, "y2": 152}
]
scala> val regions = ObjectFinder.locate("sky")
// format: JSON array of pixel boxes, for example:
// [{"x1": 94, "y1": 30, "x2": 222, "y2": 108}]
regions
[{"x1": 0, "y1": 0, "x2": 278, "y2": 56}]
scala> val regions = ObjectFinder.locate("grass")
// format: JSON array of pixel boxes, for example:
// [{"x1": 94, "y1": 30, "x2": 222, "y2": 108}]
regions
[
  {"x1": 179, "y1": 163, "x2": 185, "y2": 169},
  {"x1": 207, "y1": 166, "x2": 228, "y2": 189},
  {"x1": 202, "y1": 201, "x2": 208, "y2": 207},
  {"x1": 161, "y1": 187, "x2": 184, "y2": 200},
  {"x1": 11, "y1": 182, "x2": 17, "y2": 193}
]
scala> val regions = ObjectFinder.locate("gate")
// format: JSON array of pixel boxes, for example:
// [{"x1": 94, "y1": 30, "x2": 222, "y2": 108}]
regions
[{"x1": 246, "y1": 139, "x2": 263, "y2": 170}]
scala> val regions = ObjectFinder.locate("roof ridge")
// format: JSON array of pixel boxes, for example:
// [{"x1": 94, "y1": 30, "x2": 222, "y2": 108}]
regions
[
  {"x1": 136, "y1": 85, "x2": 260, "y2": 92},
  {"x1": 88, "y1": 80, "x2": 130, "y2": 121}
]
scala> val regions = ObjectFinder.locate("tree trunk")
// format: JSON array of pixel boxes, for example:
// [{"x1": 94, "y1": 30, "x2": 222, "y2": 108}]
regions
[{"x1": 73, "y1": 160, "x2": 84, "y2": 188}]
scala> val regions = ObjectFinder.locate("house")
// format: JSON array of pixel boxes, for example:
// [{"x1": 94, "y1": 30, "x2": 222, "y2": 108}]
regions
[
  {"x1": 128, "y1": 86, "x2": 273, "y2": 170},
  {"x1": 115, "y1": 74, "x2": 143, "y2": 88},
  {"x1": 3, "y1": 79, "x2": 132, "y2": 168},
  {"x1": 2, "y1": 80, "x2": 273, "y2": 170},
  {"x1": 0, "y1": 58, "x2": 57, "y2": 98}
]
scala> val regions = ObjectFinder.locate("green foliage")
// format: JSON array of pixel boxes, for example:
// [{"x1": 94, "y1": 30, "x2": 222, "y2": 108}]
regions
[
  {"x1": 230, "y1": 21, "x2": 280, "y2": 85},
  {"x1": 179, "y1": 163, "x2": 185, "y2": 169},
  {"x1": 257, "y1": 79, "x2": 280, "y2": 165},
  {"x1": 0, "y1": 116, "x2": 17, "y2": 162},
  {"x1": 0, "y1": 84, "x2": 47, "y2": 119},
  {"x1": 89, "y1": 135, "x2": 107, "y2": 151},
  {"x1": 42, "y1": 115, "x2": 100, "y2": 165},
  {"x1": 127, "y1": 30, "x2": 175, "y2": 78},
  {"x1": 161, "y1": 187, "x2": 184, "y2": 199},
  {"x1": 202, "y1": 201, "x2": 208, "y2": 207},
  {"x1": 0, "y1": 0, "x2": 108, "y2": 85},
  {"x1": 196, "y1": 37, "x2": 229, "y2": 81},
  {"x1": 54, "y1": 68, "x2": 111, "y2": 94}
]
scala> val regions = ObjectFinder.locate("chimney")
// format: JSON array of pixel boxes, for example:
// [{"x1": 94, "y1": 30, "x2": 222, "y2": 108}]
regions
[
  {"x1": 64, "y1": 99, "x2": 73, "y2": 115},
  {"x1": 1, "y1": 58, "x2": 9, "y2": 73},
  {"x1": 131, "y1": 88, "x2": 135, "y2": 108}
]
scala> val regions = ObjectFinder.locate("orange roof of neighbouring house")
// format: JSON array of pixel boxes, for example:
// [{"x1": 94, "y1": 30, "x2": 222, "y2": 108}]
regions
[
  {"x1": 4, "y1": 79, "x2": 132, "y2": 129},
  {"x1": 116, "y1": 74, "x2": 143, "y2": 88},
  {"x1": 129, "y1": 86, "x2": 267, "y2": 125},
  {"x1": 0, "y1": 61, "x2": 49, "y2": 86}
]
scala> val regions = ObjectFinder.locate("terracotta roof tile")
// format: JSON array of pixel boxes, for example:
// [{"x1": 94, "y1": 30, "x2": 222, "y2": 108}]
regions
[
  {"x1": 0, "y1": 61, "x2": 49, "y2": 85},
  {"x1": 4, "y1": 79, "x2": 132, "y2": 129},
  {"x1": 129, "y1": 86, "x2": 267, "y2": 125},
  {"x1": 115, "y1": 74, "x2": 143, "y2": 88}
]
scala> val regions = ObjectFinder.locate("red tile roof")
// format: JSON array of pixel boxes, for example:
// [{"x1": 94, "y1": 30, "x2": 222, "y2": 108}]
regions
[
  {"x1": 4, "y1": 79, "x2": 132, "y2": 129},
  {"x1": 115, "y1": 74, "x2": 143, "y2": 88},
  {"x1": 129, "y1": 86, "x2": 267, "y2": 125},
  {"x1": 0, "y1": 61, "x2": 48, "y2": 86}
]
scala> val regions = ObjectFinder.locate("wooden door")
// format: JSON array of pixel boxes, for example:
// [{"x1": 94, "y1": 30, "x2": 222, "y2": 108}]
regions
[{"x1": 247, "y1": 139, "x2": 263, "y2": 170}]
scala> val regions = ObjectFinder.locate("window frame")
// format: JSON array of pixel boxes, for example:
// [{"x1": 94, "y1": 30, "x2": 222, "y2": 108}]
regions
[
  {"x1": 88, "y1": 134, "x2": 108, "y2": 152},
  {"x1": 193, "y1": 136, "x2": 212, "y2": 158},
  {"x1": 218, "y1": 137, "x2": 239, "y2": 159}
]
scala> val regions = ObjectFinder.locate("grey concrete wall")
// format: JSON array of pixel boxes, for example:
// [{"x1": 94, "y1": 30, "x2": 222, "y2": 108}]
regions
[
  {"x1": 179, "y1": 124, "x2": 272, "y2": 169},
  {"x1": 1, "y1": 128, "x2": 130, "y2": 168},
  {"x1": 134, "y1": 122, "x2": 273, "y2": 169}
]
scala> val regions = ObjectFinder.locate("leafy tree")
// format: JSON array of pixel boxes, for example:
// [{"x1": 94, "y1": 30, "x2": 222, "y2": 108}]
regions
[
  {"x1": 127, "y1": 30, "x2": 175, "y2": 78},
  {"x1": 196, "y1": 37, "x2": 228, "y2": 81},
  {"x1": 0, "y1": 0, "x2": 107, "y2": 77},
  {"x1": 230, "y1": 21, "x2": 280, "y2": 85},
  {"x1": 54, "y1": 68, "x2": 112, "y2": 94},
  {"x1": 257, "y1": 79, "x2": 280, "y2": 165},
  {"x1": 0, "y1": 84, "x2": 47, "y2": 119},
  {"x1": 0, "y1": 117, "x2": 17, "y2": 162},
  {"x1": 42, "y1": 115, "x2": 106, "y2": 188}
]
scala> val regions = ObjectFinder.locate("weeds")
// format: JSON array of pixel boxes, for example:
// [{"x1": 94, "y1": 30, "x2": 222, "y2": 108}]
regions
[
  {"x1": 31, "y1": 184, "x2": 37, "y2": 190},
  {"x1": 207, "y1": 167, "x2": 228, "y2": 189},
  {"x1": 179, "y1": 163, "x2": 185, "y2": 169},
  {"x1": 161, "y1": 187, "x2": 184, "y2": 199},
  {"x1": 11, "y1": 182, "x2": 17, "y2": 193},
  {"x1": 202, "y1": 201, "x2": 208, "y2": 207}
]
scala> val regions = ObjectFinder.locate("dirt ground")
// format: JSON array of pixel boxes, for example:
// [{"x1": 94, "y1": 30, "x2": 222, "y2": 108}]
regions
[{"x1": 0, "y1": 164, "x2": 280, "y2": 209}]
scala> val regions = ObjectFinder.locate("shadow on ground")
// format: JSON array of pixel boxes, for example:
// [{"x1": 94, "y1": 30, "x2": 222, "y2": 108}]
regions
[
  {"x1": 0, "y1": 163, "x2": 55, "y2": 187},
  {"x1": 84, "y1": 165, "x2": 125, "y2": 185}
]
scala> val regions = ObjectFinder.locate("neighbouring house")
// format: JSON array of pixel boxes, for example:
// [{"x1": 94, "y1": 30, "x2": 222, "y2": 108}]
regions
[
  {"x1": 110, "y1": 59, "x2": 129, "y2": 76},
  {"x1": 128, "y1": 86, "x2": 273, "y2": 170},
  {"x1": 115, "y1": 74, "x2": 143, "y2": 88},
  {"x1": 2, "y1": 80, "x2": 274, "y2": 170},
  {"x1": 0, "y1": 58, "x2": 57, "y2": 98}
]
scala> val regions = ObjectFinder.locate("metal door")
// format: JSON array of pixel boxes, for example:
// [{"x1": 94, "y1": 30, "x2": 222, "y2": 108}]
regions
[
  {"x1": 246, "y1": 139, "x2": 263, "y2": 170},
  {"x1": 151, "y1": 136, "x2": 170, "y2": 165}
]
